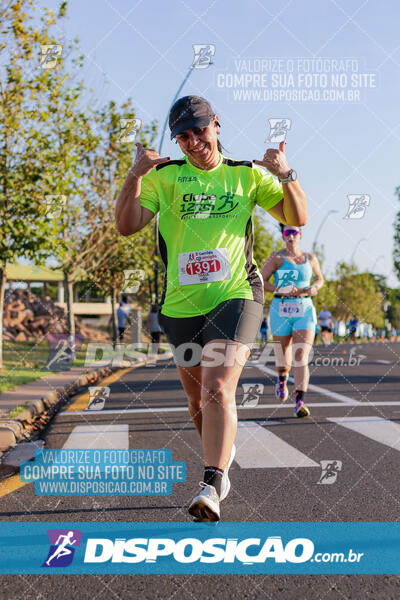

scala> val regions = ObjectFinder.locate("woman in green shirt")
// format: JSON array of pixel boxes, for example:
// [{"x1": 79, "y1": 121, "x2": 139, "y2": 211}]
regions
[{"x1": 115, "y1": 95, "x2": 308, "y2": 521}]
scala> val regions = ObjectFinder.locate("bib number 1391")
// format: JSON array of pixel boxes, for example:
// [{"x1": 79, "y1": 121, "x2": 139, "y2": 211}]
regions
[
  {"x1": 178, "y1": 248, "x2": 231, "y2": 285},
  {"x1": 186, "y1": 259, "x2": 220, "y2": 276}
]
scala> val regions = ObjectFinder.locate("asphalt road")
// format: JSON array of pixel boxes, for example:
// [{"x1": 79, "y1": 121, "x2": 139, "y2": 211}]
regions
[{"x1": 1, "y1": 341, "x2": 400, "y2": 599}]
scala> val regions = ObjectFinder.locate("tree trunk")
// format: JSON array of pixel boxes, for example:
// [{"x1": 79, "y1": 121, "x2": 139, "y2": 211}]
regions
[
  {"x1": 64, "y1": 270, "x2": 75, "y2": 337},
  {"x1": 0, "y1": 266, "x2": 7, "y2": 373},
  {"x1": 110, "y1": 286, "x2": 118, "y2": 348}
]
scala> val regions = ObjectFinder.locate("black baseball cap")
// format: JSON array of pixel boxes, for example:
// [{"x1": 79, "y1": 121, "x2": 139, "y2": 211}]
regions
[{"x1": 169, "y1": 95, "x2": 215, "y2": 139}]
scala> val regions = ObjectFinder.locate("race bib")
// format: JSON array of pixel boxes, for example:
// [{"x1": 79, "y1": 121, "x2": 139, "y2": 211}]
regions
[
  {"x1": 178, "y1": 248, "x2": 231, "y2": 285},
  {"x1": 278, "y1": 301, "x2": 304, "y2": 317}
]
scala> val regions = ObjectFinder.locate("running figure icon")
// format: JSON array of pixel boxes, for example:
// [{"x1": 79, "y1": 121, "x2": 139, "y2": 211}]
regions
[
  {"x1": 45, "y1": 531, "x2": 77, "y2": 566},
  {"x1": 44, "y1": 334, "x2": 78, "y2": 371}
]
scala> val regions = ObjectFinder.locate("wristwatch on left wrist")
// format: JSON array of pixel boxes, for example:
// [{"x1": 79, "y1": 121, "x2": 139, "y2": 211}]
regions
[{"x1": 279, "y1": 169, "x2": 297, "y2": 183}]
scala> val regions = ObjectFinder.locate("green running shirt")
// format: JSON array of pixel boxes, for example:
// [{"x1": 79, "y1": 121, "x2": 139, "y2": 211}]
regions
[{"x1": 140, "y1": 153, "x2": 283, "y2": 317}]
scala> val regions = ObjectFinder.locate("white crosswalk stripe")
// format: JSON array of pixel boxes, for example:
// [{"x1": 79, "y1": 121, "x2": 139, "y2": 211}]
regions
[
  {"x1": 62, "y1": 424, "x2": 129, "y2": 449},
  {"x1": 235, "y1": 421, "x2": 319, "y2": 468},
  {"x1": 327, "y1": 416, "x2": 400, "y2": 451}
]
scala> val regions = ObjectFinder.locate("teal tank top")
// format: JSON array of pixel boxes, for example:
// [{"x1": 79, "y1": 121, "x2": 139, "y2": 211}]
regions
[{"x1": 274, "y1": 251, "x2": 312, "y2": 291}]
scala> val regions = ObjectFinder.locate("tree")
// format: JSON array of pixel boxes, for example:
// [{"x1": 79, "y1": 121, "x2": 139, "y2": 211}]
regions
[
  {"x1": 313, "y1": 279, "x2": 338, "y2": 315},
  {"x1": 393, "y1": 185, "x2": 400, "y2": 280},
  {"x1": 253, "y1": 212, "x2": 284, "y2": 310},
  {"x1": 371, "y1": 274, "x2": 400, "y2": 330},
  {"x1": 0, "y1": 0, "x2": 70, "y2": 370},
  {"x1": 386, "y1": 290, "x2": 400, "y2": 330},
  {"x1": 334, "y1": 263, "x2": 384, "y2": 328},
  {"x1": 253, "y1": 212, "x2": 284, "y2": 268},
  {"x1": 78, "y1": 100, "x2": 158, "y2": 345}
]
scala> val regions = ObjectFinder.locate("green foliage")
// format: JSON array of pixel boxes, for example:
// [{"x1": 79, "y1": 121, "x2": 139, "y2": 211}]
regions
[
  {"x1": 386, "y1": 288, "x2": 400, "y2": 329},
  {"x1": 253, "y1": 212, "x2": 284, "y2": 269},
  {"x1": 253, "y1": 212, "x2": 284, "y2": 309},
  {"x1": 333, "y1": 262, "x2": 384, "y2": 327},
  {"x1": 0, "y1": 0, "x2": 65, "y2": 266},
  {"x1": 78, "y1": 100, "x2": 158, "y2": 309},
  {"x1": 393, "y1": 186, "x2": 400, "y2": 280},
  {"x1": 313, "y1": 278, "x2": 338, "y2": 315}
]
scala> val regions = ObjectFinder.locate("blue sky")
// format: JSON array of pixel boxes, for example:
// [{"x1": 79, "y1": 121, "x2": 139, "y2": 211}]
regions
[{"x1": 43, "y1": 0, "x2": 400, "y2": 286}]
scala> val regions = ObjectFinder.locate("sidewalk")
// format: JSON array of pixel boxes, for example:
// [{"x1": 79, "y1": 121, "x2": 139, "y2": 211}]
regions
[
  {"x1": 0, "y1": 366, "x2": 93, "y2": 417},
  {"x1": 0, "y1": 351, "x2": 173, "y2": 454}
]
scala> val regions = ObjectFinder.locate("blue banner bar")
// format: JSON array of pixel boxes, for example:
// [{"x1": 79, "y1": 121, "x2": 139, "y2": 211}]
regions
[{"x1": 0, "y1": 522, "x2": 399, "y2": 574}]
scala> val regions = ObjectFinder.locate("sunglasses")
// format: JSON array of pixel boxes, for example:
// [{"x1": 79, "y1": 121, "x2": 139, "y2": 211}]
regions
[{"x1": 283, "y1": 229, "x2": 300, "y2": 237}]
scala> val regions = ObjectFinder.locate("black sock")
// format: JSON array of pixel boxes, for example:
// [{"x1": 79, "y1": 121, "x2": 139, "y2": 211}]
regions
[
  {"x1": 279, "y1": 374, "x2": 288, "y2": 382},
  {"x1": 203, "y1": 466, "x2": 223, "y2": 497},
  {"x1": 295, "y1": 390, "x2": 304, "y2": 402}
]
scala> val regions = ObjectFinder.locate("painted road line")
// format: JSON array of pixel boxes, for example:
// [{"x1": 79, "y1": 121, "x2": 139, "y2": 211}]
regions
[
  {"x1": 327, "y1": 416, "x2": 400, "y2": 451},
  {"x1": 255, "y1": 365, "x2": 360, "y2": 405},
  {"x1": 0, "y1": 425, "x2": 130, "y2": 499},
  {"x1": 0, "y1": 475, "x2": 27, "y2": 498},
  {"x1": 63, "y1": 424, "x2": 129, "y2": 449},
  {"x1": 0, "y1": 368, "x2": 133, "y2": 499},
  {"x1": 58, "y1": 400, "x2": 400, "y2": 417},
  {"x1": 65, "y1": 367, "x2": 134, "y2": 412},
  {"x1": 235, "y1": 421, "x2": 319, "y2": 468}
]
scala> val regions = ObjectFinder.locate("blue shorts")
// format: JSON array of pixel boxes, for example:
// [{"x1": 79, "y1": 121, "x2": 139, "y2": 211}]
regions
[{"x1": 269, "y1": 297, "x2": 317, "y2": 337}]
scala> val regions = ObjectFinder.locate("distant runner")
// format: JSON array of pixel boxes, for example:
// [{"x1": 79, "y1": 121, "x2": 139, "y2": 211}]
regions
[
  {"x1": 117, "y1": 301, "x2": 130, "y2": 341},
  {"x1": 147, "y1": 303, "x2": 163, "y2": 353},
  {"x1": 262, "y1": 223, "x2": 324, "y2": 418},
  {"x1": 116, "y1": 95, "x2": 308, "y2": 521},
  {"x1": 260, "y1": 317, "x2": 268, "y2": 347},
  {"x1": 318, "y1": 305, "x2": 334, "y2": 346},
  {"x1": 348, "y1": 315, "x2": 359, "y2": 342}
]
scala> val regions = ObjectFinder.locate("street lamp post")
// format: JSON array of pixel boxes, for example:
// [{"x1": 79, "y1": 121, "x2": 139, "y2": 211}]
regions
[
  {"x1": 312, "y1": 210, "x2": 338, "y2": 250},
  {"x1": 350, "y1": 238, "x2": 367, "y2": 264}
]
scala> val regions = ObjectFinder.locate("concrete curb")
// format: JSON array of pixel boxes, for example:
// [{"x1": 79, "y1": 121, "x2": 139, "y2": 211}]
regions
[{"x1": 0, "y1": 354, "x2": 165, "y2": 455}]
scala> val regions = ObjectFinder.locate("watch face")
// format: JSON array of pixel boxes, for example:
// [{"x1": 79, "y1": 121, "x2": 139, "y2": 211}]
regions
[{"x1": 291, "y1": 170, "x2": 297, "y2": 181}]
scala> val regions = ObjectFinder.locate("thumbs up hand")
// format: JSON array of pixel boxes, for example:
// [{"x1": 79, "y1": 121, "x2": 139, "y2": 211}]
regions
[{"x1": 253, "y1": 141, "x2": 291, "y2": 180}]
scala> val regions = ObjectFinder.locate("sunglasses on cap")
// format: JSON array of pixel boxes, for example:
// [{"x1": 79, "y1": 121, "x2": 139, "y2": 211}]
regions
[{"x1": 283, "y1": 229, "x2": 300, "y2": 237}]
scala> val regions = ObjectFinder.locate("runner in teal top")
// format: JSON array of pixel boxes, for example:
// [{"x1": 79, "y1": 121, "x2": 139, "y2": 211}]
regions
[
  {"x1": 115, "y1": 95, "x2": 308, "y2": 521},
  {"x1": 262, "y1": 223, "x2": 324, "y2": 418}
]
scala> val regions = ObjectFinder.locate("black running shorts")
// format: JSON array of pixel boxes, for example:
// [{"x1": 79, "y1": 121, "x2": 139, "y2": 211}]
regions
[{"x1": 159, "y1": 298, "x2": 263, "y2": 367}]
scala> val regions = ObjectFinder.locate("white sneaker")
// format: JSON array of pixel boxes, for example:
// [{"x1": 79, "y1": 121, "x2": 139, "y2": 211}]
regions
[
  {"x1": 220, "y1": 444, "x2": 236, "y2": 502},
  {"x1": 188, "y1": 482, "x2": 220, "y2": 522}
]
